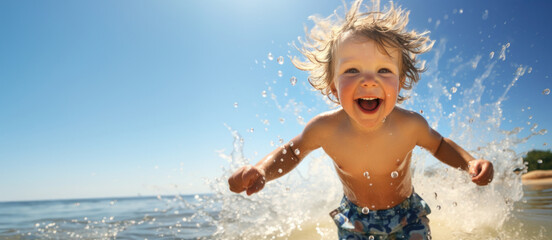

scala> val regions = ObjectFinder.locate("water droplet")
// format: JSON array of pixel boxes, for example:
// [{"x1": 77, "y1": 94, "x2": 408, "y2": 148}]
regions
[
  {"x1": 543, "y1": 88, "x2": 550, "y2": 95},
  {"x1": 278, "y1": 169, "x2": 283, "y2": 174},
  {"x1": 282, "y1": 148, "x2": 287, "y2": 154},
  {"x1": 249, "y1": 128, "x2": 254, "y2": 133},
  {"x1": 277, "y1": 56, "x2": 284, "y2": 65},
  {"x1": 290, "y1": 141, "x2": 294, "y2": 147},
  {"x1": 278, "y1": 70, "x2": 283, "y2": 77},
  {"x1": 482, "y1": 10, "x2": 489, "y2": 20},
  {"x1": 279, "y1": 138, "x2": 284, "y2": 144},
  {"x1": 391, "y1": 171, "x2": 399, "y2": 178},
  {"x1": 233, "y1": 102, "x2": 238, "y2": 108},
  {"x1": 290, "y1": 76, "x2": 297, "y2": 86},
  {"x1": 363, "y1": 171, "x2": 370, "y2": 179},
  {"x1": 369, "y1": 183, "x2": 373, "y2": 186},
  {"x1": 280, "y1": 158, "x2": 284, "y2": 162},
  {"x1": 455, "y1": 82, "x2": 461, "y2": 87},
  {"x1": 538, "y1": 159, "x2": 543, "y2": 164},
  {"x1": 371, "y1": 205, "x2": 375, "y2": 208},
  {"x1": 459, "y1": 9, "x2": 463, "y2": 14},
  {"x1": 261, "y1": 90, "x2": 267, "y2": 98},
  {"x1": 268, "y1": 52, "x2": 274, "y2": 61},
  {"x1": 451, "y1": 87, "x2": 457, "y2": 93},
  {"x1": 489, "y1": 51, "x2": 495, "y2": 59},
  {"x1": 420, "y1": 110, "x2": 424, "y2": 114},
  {"x1": 294, "y1": 148, "x2": 300, "y2": 155},
  {"x1": 362, "y1": 207, "x2": 370, "y2": 214},
  {"x1": 279, "y1": 118, "x2": 285, "y2": 124},
  {"x1": 297, "y1": 116, "x2": 305, "y2": 125}
]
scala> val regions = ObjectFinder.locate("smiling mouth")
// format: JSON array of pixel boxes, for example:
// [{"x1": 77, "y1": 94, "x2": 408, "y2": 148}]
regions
[{"x1": 356, "y1": 98, "x2": 382, "y2": 112}]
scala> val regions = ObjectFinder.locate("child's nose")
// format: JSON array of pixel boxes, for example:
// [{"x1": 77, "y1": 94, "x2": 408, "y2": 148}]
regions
[{"x1": 360, "y1": 73, "x2": 378, "y2": 87}]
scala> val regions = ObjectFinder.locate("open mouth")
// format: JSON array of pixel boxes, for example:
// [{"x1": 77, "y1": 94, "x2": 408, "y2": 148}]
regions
[{"x1": 356, "y1": 98, "x2": 382, "y2": 112}]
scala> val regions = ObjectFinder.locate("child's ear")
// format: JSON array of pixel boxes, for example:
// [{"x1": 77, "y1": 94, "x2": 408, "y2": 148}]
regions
[{"x1": 330, "y1": 83, "x2": 339, "y2": 103}]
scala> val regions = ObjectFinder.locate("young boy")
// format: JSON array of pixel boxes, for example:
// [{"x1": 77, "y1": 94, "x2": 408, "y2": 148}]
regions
[{"x1": 228, "y1": 0, "x2": 494, "y2": 239}]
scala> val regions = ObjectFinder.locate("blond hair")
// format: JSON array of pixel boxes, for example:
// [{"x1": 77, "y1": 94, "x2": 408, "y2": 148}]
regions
[{"x1": 292, "y1": 0, "x2": 433, "y2": 103}]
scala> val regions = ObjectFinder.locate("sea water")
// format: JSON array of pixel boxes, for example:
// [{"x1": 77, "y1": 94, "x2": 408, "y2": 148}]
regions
[{"x1": 0, "y1": 190, "x2": 550, "y2": 239}]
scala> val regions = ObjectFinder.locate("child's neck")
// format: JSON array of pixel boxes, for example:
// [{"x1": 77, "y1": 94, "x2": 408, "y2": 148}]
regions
[{"x1": 347, "y1": 113, "x2": 390, "y2": 134}]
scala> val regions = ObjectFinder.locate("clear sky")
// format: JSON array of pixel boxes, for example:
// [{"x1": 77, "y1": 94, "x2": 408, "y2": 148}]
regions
[{"x1": 1, "y1": 0, "x2": 551, "y2": 202}]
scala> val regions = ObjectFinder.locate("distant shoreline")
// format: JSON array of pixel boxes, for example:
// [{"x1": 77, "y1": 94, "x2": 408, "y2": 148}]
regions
[{"x1": 522, "y1": 170, "x2": 552, "y2": 190}]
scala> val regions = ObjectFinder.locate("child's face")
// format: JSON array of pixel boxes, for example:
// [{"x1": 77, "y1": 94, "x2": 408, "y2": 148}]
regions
[{"x1": 332, "y1": 34, "x2": 400, "y2": 131}]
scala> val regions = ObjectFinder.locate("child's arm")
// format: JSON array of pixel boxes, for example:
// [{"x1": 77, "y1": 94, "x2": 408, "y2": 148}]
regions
[
  {"x1": 228, "y1": 115, "x2": 327, "y2": 195},
  {"x1": 413, "y1": 114, "x2": 494, "y2": 186}
]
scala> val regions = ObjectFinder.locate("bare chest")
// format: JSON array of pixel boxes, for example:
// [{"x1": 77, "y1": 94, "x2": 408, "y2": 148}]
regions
[{"x1": 322, "y1": 129, "x2": 416, "y2": 177}]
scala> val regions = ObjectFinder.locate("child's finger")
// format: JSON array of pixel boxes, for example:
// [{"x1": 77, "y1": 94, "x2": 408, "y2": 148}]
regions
[
  {"x1": 246, "y1": 176, "x2": 266, "y2": 196},
  {"x1": 228, "y1": 167, "x2": 247, "y2": 193},
  {"x1": 468, "y1": 161, "x2": 480, "y2": 178},
  {"x1": 470, "y1": 162, "x2": 485, "y2": 182},
  {"x1": 242, "y1": 166, "x2": 261, "y2": 189},
  {"x1": 472, "y1": 162, "x2": 493, "y2": 185},
  {"x1": 479, "y1": 163, "x2": 494, "y2": 183}
]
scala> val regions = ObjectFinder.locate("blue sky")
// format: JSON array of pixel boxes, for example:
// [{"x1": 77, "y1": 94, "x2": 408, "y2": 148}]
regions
[{"x1": 1, "y1": 0, "x2": 551, "y2": 202}]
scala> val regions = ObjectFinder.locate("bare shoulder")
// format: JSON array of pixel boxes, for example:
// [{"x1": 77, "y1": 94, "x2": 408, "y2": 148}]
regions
[
  {"x1": 302, "y1": 108, "x2": 344, "y2": 139},
  {"x1": 392, "y1": 107, "x2": 428, "y2": 129},
  {"x1": 294, "y1": 108, "x2": 343, "y2": 151},
  {"x1": 393, "y1": 107, "x2": 442, "y2": 152},
  {"x1": 304, "y1": 108, "x2": 343, "y2": 133}
]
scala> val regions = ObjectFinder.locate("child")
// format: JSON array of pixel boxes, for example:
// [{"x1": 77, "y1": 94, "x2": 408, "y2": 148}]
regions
[{"x1": 228, "y1": 0, "x2": 494, "y2": 239}]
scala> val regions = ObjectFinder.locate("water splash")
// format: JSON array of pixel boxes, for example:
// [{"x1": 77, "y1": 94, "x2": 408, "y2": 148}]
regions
[{"x1": 211, "y1": 126, "x2": 342, "y2": 239}]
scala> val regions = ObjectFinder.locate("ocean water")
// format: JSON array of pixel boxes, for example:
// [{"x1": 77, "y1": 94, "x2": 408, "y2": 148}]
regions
[
  {"x1": 0, "y1": 188, "x2": 550, "y2": 239},
  {"x1": 0, "y1": 195, "x2": 218, "y2": 239}
]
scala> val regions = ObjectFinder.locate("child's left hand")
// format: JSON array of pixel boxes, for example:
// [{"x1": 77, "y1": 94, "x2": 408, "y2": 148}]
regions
[{"x1": 468, "y1": 159, "x2": 494, "y2": 186}]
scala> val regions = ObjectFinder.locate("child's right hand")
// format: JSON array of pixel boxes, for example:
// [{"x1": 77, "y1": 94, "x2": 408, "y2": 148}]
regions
[{"x1": 228, "y1": 165, "x2": 266, "y2": 195}]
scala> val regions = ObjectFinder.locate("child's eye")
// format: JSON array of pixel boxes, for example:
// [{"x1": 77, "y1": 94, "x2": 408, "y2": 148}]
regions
[
  {"x1": 378, "y1": 68, "x2": 392, "y2": 74},
  {"x1": 344, "y1": 68, "x2": 359, "y2": 74}
]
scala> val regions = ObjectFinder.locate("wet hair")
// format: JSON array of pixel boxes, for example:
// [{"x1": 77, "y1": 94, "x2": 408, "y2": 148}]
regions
[{"x1": 292, "y1": 0, "x2": 433, "y2": 103}]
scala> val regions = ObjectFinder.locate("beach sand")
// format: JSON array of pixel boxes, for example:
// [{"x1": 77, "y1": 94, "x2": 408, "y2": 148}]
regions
[{"x1": 522, "y1": 170, "x2": 552, "y2": 190}]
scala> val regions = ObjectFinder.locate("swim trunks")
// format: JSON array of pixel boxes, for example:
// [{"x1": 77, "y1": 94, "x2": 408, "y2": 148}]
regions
[{"x1": 330, "y1": 192, "x2": 431, "y2": 240}]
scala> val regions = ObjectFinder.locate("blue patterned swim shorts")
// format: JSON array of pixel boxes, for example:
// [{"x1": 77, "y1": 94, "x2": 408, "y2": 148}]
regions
[{"x1": 330, "y1": 192, "x2": 431, "y2": 240}]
